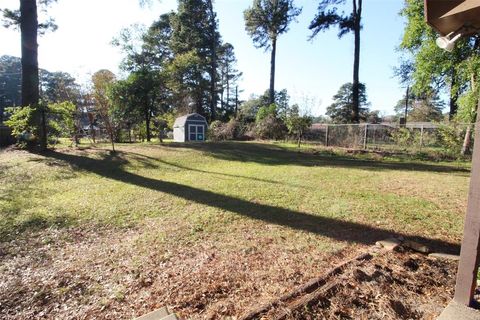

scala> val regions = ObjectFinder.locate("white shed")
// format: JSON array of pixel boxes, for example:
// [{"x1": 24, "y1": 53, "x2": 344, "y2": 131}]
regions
[{"x1": 173, "y1": 113, "x2": 208, "y2": 142}]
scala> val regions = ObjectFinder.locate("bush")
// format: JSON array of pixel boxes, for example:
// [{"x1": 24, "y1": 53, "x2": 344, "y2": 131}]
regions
[
  {"x1": 208, "y1": 119, "x2": 244, "y2": 141},
  {"x1": 436, "y1": 124, "x2": 465, "y2": 155},
  {"x1": 391, "y1": 128, "x2": 413, "y2": 147},
  {"x1": 5, "y1": 101, "x2": 77, "y2": 147},
  {"x1": 255, "y1": 114, "x2": 286, "y2": 140},
  {"x1": 208, "y1": 120, "x2": 225, "y2": 141},
  {"x1": 48, "y1": 101, "x2": 76, "y2": 139},
  {"x1": 4, "y1": 106, "x2": 37, "y2": 141},
  {"x1": 256, "y1": 104, "x2": 277, "y2": 122}
]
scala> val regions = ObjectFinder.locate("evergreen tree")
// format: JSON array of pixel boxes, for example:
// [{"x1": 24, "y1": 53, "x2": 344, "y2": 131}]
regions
[
  {"x1": 326, "y1": 82, "x2": 369, "y2": 123},
  {"x1": 218, "y1": 43, "x2": 242, "y2": 119},
  {"x1": 2, "y1": 0, "x2": 58, "y2": 149},
  {"x1": 244, "y1": 0, "x2": 301, "y2": 104},
  {"x1": 113, "y1": 21, "x2": 171, "y2": 142},
  {"x1": 169, "y1": 0, "x2": 221, "y2": 119},
  {"x1": 0, "y1": 55, "x2": 22, "y2": 123},
  {"x1": 109, "y1": 71, "x2": 166, "y2": 142},
  {"x1": 310, "y1": 0, "x2": 363, "y2": 123},
  {"x1": 40, "y1": 71, "x2": 81, "y2": 104}
]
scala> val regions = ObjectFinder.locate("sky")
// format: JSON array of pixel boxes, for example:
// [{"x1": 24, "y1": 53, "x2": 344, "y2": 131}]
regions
[{"x1": 0, "y1": 0, "x2": 409, "y2": 116}]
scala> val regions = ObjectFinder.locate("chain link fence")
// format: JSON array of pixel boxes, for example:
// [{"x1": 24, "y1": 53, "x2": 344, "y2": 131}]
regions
[{"x1": 305, "y1": 123, "x2": 473, "y2": 154}]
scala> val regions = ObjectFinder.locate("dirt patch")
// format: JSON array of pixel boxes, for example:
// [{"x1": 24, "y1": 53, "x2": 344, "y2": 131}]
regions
[
  {"x1": 0, "y1": 221, "x2": 358, "y2": 320},
  {"x1": 255, "y1": 246, "x2": 457, "y2": 320},
  {"x1": 0, "y1": 225, "x2": 458, "y2": 320}
]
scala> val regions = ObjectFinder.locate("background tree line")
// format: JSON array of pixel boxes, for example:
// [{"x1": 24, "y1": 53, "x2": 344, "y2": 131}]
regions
[
  {"x1": 1, "y1": 0, "x2": 372, "y2": 150},
  {"x1": 2, "y1": 0, "x2": 480, "y2": 151},
  {"x1": 396, "y1": 0, "x2": 480, "y2": 154}
]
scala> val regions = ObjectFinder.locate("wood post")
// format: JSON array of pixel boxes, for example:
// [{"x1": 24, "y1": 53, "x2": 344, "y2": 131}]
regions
[
  {"x1": 454, "y1": 100, "x2": 480, "y2": 307},
  {"x1": 325, "y1": 125, "x2": 329, "y2": 147},
  {"x1": 420, "y1": 125, "x2": 424, "y2": 148},
  {"x1": 372, "y1": 125, "x2": 376, "y2": 146},
  {"x1": 363, "y1": 124, "x2": 368, "y2": 150}
]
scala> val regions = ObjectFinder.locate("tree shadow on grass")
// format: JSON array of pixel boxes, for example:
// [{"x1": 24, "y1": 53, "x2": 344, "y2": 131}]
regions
[
  {"x1": 163, "y1": 142, "x2": 470, "y2": 175},
  {"x1": 42, "y1": 149, "x2": 461, "y2": 254},
  {"x1": 0, "y1": 213, "x2": 74, "y2": 242},
  {"x1": 122, "y1": 150, "x2": 308, "y2": 189}
]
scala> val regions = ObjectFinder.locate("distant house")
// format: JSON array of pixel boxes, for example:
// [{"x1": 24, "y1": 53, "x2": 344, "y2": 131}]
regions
[{"x1": 173, "y1": 113, "x2": 208, "y2": 142}]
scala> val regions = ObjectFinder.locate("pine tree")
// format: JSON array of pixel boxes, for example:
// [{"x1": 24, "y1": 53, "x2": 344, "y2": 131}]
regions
[
  {"x1": 244, "y1": 0, "x2": 301, "y2": 104},
  {"x1": 218, "y1": 43, "x2": 242, "y2": 119},
  {"x1": 310, "y1": 0, "x2": 363, "y2": 123},
  {"x1": 326, "y1": 82, "x2": 369, "y2": 124},
  {"x1": 169, "y1": 0, "x2": 221, "y2": 119}
]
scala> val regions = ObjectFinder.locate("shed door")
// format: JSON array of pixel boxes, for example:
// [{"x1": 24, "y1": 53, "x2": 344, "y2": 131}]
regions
[{"x1": 189, "y1": 125, "x2": 205, "y2": 141}]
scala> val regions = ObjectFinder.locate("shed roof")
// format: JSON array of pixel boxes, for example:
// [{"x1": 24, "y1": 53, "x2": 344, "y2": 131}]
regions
[{"x1": 173, "y1": 113, "x2": 207, "y2": 127}]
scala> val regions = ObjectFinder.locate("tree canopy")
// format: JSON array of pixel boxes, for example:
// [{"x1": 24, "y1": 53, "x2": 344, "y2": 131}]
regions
[
  {"x1": 326, "y1": 82, "x2": 370, "y2": 124},
  {"x1": 394, "y1": 90, "x2": 444, "y2": 122},
  {"x1": 397, "y1": 0, "x2": 480, "y2": 120},
  {"x1": 310, "y1": 0, "x2": 363, "y2": 123},
  {"x1": 244, "y1": 0, "x2": 301, "y2": 104}
]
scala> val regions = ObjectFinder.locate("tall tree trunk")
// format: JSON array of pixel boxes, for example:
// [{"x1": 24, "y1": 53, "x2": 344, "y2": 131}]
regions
[
  {"x1": 226, "y1": 63, "x2": 230, "y2": 111},
  {"x1": 462, "y1": 125, "x2": 472, "y2": 156},
  {"x1": 220, "y1": 84, "x2": 224, "y2": 111},
  {"x1": 20, "y1": 0, "x2": 39, "y2": 107},
  {"x1": 207, "y1": 0, "x2": 216, "y2": 121},
  {"x1": 110, "y1": 130, "x2": 115, "y2": 152},
  {"x1": 462, "y1": 74, "x2": 478, "y2": 156},
  {"x1": 210, "y1": 51, "x2": 216, "y2": 121},
  {"x1": 21, "y1": 0, "x2": 45, "y2": 149},
  {"x1": 235, "y1": 85, "x2": 238, "y2": 117},
  {"x1": 145, "y1": 107, "x2": 151, "y2": 142},
  {"x1": 449, "y1": 68, "x2": 458, "y2": 120},
  {"x1": 351, "y1": 0, "x2": 362, "y2": 123},
  {"x1": 404, "y1": 86, "x2": 410, "y2": 126},
  {"x1": 220, "y1": 67, "x2": 225, "y2": 111},
  {"x1": 269, "y1": 37, "x2": 277, "y2": 105}
]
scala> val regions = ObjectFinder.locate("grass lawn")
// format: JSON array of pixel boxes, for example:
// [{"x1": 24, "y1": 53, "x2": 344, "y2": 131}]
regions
[{"x1": 0, "y1": 141, "x2": 470, "y2": 319}]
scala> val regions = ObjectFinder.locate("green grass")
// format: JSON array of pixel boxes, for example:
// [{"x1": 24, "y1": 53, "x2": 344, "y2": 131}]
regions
[
  {"x1": 0, "y1": 141, "x2": 472, "y2": 318},
  {"x1": 0, "y1": 141, "x2": 469, "y2": 249}
]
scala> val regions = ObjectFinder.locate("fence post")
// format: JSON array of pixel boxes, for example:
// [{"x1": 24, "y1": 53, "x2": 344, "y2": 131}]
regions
[
  {"x1": 420, "y1": 124, "x2": 424, "y2": 148},
  {"x1": 325, "y1": 125, "x2": 329, "y2": 147},
  {"x1": 363, "y1": 124, "x2": 368, "y2": 150}
]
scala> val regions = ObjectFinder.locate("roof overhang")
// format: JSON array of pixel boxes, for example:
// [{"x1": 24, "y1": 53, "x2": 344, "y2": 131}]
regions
[{"x1": 424, "y1": 0, "x2": 480, "y2": 36}]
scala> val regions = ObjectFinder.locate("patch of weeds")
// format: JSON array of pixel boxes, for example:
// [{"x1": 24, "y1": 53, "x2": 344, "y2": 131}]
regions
[{"x1": 111, "y1": 286, "x2": 127, "y2": 301}]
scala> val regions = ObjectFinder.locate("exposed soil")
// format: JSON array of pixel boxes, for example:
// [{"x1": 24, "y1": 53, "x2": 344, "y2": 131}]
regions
[
  {"x1": 0, "y1": 223, "x2": 359, "y2": 320},
  {"x1": 0, "y1": 224, "x2": 459, "y2": 320},
  {"x1": 255, "y1": 246, "x2": 457, "y2": 320}
]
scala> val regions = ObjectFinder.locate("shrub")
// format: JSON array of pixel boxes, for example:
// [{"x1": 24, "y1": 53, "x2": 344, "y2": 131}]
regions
[
  {"x1": 224, "y1": 118, "x2": 244, "y2": 139},
  {"x1": 391, "y1": 128, "x2": 413, "y2": 147},
  {"x1": 256, "y1": 104, "x2": 277, "y2": 122},
  {"x1": 436, "y1": 124, "x2": 465, "y2": 155},
  {"x1": 4, "y1": 106, "x2": 37, "y2": 139},
  {"x1": 208, "y1": 120, "x2": 225, "y2": 141},
  {"x1": 208, "y1": 119, "x2": 243, "y2": 141},
  {"x1": 48, "y1": 101, "x2": 76, "y2": 139},
  {"x1": 255, "y1": 114, "x2": 286, "y2": 140},
  {"x1": 5, "y1": 101, "x2": 76, "y2": 147}
]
